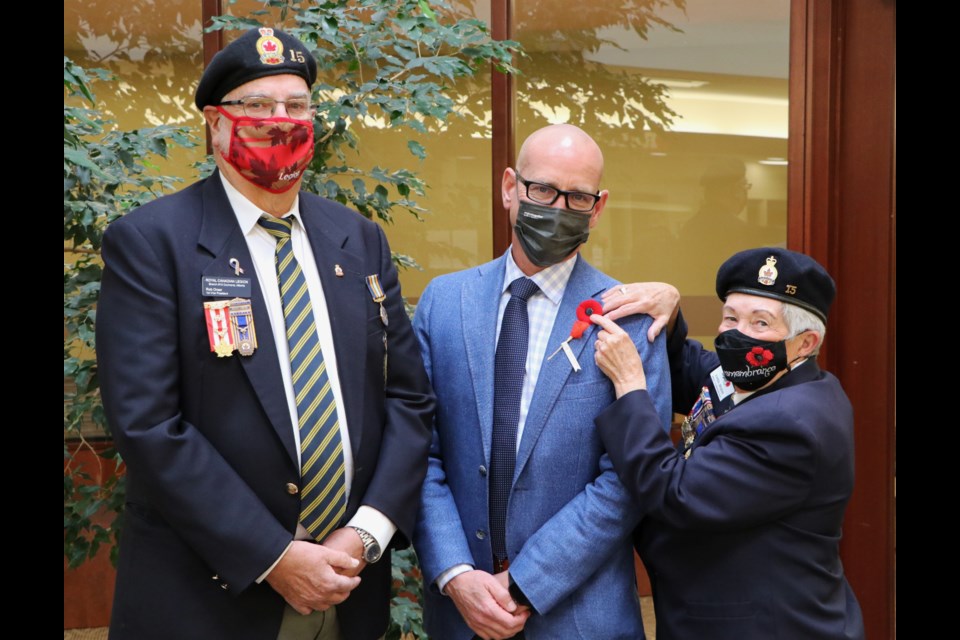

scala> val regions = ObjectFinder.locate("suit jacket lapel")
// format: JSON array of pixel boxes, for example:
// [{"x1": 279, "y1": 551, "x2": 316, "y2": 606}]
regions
[
  {"x1": 299, "y1": 199, "x2": 367, "y2": 459},
  {"x1": 197, "y1": 173, "x2": 299, "y2": 467},
  {"x1": 462, "y1": 256, "x2": 507, "y2": 464},
  {"x1": 515, "y1": 258, "x2": 606, "y2": 481}
]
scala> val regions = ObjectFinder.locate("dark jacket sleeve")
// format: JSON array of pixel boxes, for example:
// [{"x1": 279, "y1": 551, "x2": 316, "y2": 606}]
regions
[
  {"x1": 595, "y1": 389, "x2": 819, "y2": 531},
  {"x1": 352, "y1": 222, "x2": 435, "y2": 548},
  {"x1": 667, "y1": 310, "x2": 722, "y2": 415}
]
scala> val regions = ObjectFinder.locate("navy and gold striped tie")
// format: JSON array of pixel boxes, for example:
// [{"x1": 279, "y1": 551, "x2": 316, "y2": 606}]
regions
[{"x1": 259, "y1": 215, "x2": 346, "y2": 541}]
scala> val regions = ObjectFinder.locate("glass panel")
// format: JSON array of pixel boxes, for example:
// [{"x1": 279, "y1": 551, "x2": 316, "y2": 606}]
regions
[
  {"x1": 513, "y1": 0, "x2": 790, "y2": 342},
  {"x1": 64, "y1": 0, "x2": 207, "y2": 175},
  {"x1": 330, "y1": 1, "x2": 494, "y2": 300},
  {"x1": 65, "y1": 0, "x2": 206, "y2": 439}
]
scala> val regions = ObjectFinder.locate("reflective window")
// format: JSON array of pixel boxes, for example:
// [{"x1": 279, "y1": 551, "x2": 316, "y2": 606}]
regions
[
  {"x1": 64, "y1": 0, "x2": 207, "y2": 175},
  {"x1": 514, "y1": 0, "x2": 790, "y2": 341},
  {"x1": 338, "y1": 5, "x2": 495, "y2": 299}
]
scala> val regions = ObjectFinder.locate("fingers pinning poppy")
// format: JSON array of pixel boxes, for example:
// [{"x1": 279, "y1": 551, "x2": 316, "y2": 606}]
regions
[
  {"x1": 576, "y1": 299, "x2": 603, "y2": 322},
  {"x1": 548, "y1": 299, "x2": 605, "y2": 368}
]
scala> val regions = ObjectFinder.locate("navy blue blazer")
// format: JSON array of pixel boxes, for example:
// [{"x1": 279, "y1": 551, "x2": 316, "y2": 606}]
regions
[
  {"x1": 595, "y1": 313, "x2": 864, "y2": 639},
  {"x1": 96, "y1": 171, "x2": 434, "y2": 640},
  {"x1": 413, "y1": 254, "x2": 673, "y2": 639}
]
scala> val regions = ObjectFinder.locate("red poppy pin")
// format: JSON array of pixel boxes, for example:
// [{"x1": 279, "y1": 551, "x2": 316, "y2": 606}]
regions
[{"x1": 548, "y1": 299, "x2": 604, "y2": 372}]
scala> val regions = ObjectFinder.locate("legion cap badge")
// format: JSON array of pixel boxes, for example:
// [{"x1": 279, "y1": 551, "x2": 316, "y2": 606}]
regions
[
  {"x1": 757, "y1": 256, "x2": 778, "y2": 286},
  {"x1": 255, "y1": 28, "x2": 284, "y2": 65}
]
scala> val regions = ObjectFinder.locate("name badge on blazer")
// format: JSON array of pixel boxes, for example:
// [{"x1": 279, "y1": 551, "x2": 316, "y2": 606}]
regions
[
  {"x1": 710, "y1": 366, "x2": 734, "y2": 402},
  {"x1": 202, "y1": 275, "x2": 252, "y2": 298}
]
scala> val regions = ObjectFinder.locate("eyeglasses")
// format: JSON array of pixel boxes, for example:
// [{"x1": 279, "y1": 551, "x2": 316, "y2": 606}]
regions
[
  {"x1": 218, "y1": 96, "x2": 314, "y2": 120},
  {"x1": 516, "y1": 172, "x2": 601, "y2": 212}
]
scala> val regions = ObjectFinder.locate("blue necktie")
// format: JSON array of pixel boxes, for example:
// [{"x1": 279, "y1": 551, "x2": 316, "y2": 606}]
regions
[
  {"x1": 490, "y1": 276, "x2": 539, "y2": 563},
  {"x1": 258, "y1": 216, "x2": 346, "y2": 542}
]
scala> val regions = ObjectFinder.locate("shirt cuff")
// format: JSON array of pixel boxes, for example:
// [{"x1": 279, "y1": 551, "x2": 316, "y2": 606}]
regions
[
  {"x1": 436, "y1": 563, "x2": 474, "y2": 595},
  {"x1": 257, "y1": 540, "x2": 293, "y2": 584},
  {"x1": 346, "y1": 505, "x2": 397, "y2": 552}
]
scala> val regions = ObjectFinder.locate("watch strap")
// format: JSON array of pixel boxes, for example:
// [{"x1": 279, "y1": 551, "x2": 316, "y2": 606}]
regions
[{"x1": 348, "y1": 526, "x2": 382, "y2": 563}]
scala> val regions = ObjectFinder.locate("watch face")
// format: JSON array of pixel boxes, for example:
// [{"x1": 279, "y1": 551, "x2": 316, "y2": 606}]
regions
[{"x1": 365, "y1": 542, "x2": 382, "y2": 563}]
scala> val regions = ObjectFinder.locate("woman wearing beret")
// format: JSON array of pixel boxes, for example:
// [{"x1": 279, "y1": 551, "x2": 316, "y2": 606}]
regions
[{"x1": 590, "y1": 247, "x2": 864, "y2": 640}]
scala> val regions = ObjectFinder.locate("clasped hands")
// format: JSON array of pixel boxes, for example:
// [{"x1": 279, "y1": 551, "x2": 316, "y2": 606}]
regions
[
  {"x1": 446, "y1": 569, "x2": 531, "y2": 640},
  {"x1": 266, "y1": 527, "x2": 366, "y2": 615}
]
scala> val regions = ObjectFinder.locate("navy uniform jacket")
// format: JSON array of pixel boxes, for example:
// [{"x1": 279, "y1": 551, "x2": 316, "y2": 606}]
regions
[
  {"x1": 595, "y1": 312, "x2": 864, "y2": 639},
  {"x1": 96, "y1": 171, "x2": 434, "y2": 640}
]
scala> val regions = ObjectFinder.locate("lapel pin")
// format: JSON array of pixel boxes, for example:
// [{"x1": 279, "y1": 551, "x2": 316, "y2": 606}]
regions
[
  {"x1": 334, "y1": 264, "x2": 344, "y2": 277},
  {"x1": 547, "y1": 299, "x2": 604, "y2": 372},
  {"x1": 228, "y1": 258, "x2": 244, "y2": 276}
]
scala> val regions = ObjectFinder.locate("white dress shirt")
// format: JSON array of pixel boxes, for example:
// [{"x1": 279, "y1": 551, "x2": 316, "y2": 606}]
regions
[{"x1": 219, "y1": 174, "x2": 394, "y2": 576}]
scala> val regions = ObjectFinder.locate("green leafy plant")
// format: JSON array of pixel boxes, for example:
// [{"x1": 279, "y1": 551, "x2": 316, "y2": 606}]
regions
[
  {"x1": 388, "y1": 547, "x2": 427, "y2": 639},
  {"x1": 64, "y1": 56, "x2": 196, "y2": 567}
]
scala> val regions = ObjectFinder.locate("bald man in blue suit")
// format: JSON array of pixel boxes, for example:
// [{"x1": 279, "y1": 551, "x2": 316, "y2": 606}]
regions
[{"x1": 413, "y1": 124, "x2": 672, "y2": 640}]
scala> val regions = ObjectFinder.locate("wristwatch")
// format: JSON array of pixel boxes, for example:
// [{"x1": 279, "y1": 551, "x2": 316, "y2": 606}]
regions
[{"x1": 348, "y1": 526, "x2": 383, "y2": 563}]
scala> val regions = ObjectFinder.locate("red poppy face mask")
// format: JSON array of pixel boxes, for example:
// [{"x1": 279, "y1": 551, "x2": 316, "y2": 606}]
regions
[
  {"x1": 216, "y1": 107, "x2": 314, "y2": 194},
  {"x1": 714, "y1": 329, "x2": 789, "y2": 391}
]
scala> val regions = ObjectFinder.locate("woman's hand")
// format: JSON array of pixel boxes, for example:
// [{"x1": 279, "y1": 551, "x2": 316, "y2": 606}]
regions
[
  {"x1": 601, "y1": 283, "x2": 681, "y2": 343},
  {"x1": 591, "y1": 314, "x2": 647, "y2": 399}
]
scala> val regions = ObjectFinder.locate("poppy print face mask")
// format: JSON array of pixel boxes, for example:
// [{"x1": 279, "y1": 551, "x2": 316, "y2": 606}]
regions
[{"x1": 216, "y1": 107, "x2": 314, "y2": 194}]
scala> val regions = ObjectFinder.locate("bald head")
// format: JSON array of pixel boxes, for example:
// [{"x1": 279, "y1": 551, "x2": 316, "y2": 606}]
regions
[
  {"x1": 502, "y1": 124, "x2": 610, "y2": 275},
  {"x1": 517, "y1": 124, "x2": 605, "y2": 185}
]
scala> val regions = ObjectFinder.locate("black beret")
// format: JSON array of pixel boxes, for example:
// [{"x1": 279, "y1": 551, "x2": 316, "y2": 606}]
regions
[
  {"x1": 716, "y1": 247, "x2": 836, "y2": 323},
  {"x1": 195, "y1": 27, "x2": 317, "y2": 110}
]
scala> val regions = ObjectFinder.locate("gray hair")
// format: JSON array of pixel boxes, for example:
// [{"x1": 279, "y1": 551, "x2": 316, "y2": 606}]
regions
[{"x1": 780, "y1": 302, "x2": 826, "y2": 356}]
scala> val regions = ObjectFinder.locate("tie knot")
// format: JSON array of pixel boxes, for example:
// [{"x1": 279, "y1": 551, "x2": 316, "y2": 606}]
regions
[
  {"x1": 258, "y1": 215, "x2": 293, "y2": 239},
  {"x1": 509, "y1": 277, "x2": 539, "y2": 302}
]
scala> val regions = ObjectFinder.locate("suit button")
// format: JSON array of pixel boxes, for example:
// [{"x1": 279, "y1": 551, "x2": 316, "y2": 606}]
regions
[
  {"x1": 286, "y1": 483, "x2": 299, "y2": 495},
  {"x1": 476, "y1": 529, "x2": 486, "y2": 540},
  {"x1": 478, "y1": 465, "x2": 487, "y2": 477}
]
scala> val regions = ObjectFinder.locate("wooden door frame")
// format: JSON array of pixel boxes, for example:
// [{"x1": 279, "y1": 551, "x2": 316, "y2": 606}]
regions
[{"x1": 789, "y1": 1, "x2": 896, "y2": 637}]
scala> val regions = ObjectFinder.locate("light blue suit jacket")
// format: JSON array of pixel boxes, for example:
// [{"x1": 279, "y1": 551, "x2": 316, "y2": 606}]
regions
[{"x1": 413, "y1": 254, "x2": 672, "y2": 639}]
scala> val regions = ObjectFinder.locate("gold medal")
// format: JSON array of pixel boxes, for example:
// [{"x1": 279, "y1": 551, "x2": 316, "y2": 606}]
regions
[
  {"x1": 214, "y1": 342, "x2": 235, "y2": 358},
  {"x1": 204, "y1": 300, "x2": 236, "y2": 357}
]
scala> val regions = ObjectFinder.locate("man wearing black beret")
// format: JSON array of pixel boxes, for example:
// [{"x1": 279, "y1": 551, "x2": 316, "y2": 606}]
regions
[
  {"x1": 97, "y1": 27, "x2": 434, "y2": 640},
  {"x1": 589, "y1": 247, "x2": 865, "y2": 639}
]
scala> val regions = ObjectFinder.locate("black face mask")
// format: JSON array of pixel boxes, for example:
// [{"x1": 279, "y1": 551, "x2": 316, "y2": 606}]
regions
[
  {"x1": 513, "y1": 201, "x2": 591, "y2": 267},
  {"x1": 714, "y1": 329, "x2": 790, "y2": 391}
]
